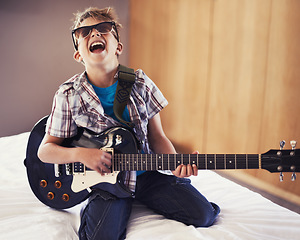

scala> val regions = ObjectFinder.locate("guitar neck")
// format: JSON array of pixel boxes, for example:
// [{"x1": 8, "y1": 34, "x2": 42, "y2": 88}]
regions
[{"x1": 112, "y1": 153, "x2": 261, "y2": 171}]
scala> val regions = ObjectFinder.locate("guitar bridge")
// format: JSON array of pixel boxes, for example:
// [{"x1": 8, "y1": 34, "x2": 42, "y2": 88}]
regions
[{"x1": 73, "y1": 162, "x2": 85, "y2": 175}]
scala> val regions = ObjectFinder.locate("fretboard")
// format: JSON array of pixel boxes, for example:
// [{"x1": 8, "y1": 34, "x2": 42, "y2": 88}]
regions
[{"x1": 111, "y1": 153, "x2": 261, "y2": 171}]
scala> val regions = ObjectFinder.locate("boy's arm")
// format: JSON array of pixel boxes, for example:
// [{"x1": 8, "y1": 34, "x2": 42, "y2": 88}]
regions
[
  {"x1": 38, "y1": 134, "x2": 112, "y2": 174},
  {"x1": 147, "y1": 114, "x2": 198, "y2": 178}
]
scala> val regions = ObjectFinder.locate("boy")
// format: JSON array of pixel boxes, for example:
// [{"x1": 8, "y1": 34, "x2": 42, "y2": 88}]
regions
[{"x1": 38, "y1": 7, "x2": 219, "y2": 240}]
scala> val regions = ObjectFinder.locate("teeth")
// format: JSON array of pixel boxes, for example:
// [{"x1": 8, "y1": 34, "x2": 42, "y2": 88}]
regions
[
  {"x1": 91, "y1": 42, "x2": 104, "y2": 48},
  {"x1": 90, "y1": 42, "x2": 105, "y2": 52}
]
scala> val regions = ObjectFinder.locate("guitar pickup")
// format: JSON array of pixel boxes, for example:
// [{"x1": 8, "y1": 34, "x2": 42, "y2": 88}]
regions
[
  {"x1": 54, "y1": 164, "x2": 64, "y2": 177},
  {"x1": 65, "y1": 163, "x2": 72, "y2": 175},
  {"x1": 101, "y1": 147, "x2": 114, "y2": 173}
]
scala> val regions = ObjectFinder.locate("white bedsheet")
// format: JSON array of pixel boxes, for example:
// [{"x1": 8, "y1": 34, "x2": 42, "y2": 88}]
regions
[{"x1": 0, "y1": 132, "x2": 300, "y2": 240}]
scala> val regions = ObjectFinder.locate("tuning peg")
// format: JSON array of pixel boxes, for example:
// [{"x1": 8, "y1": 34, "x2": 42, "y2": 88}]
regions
[
  {"x1": 280, "y1": 140, "x2": 286, "y2": 150},
  {"x1": 290, "y1": 140, "x2": 297, "y2": 150},
  {"x1": 291, "y1": 172, "x2": 296, "y2": 181},
  {"x1": 279, "y1": 172, "x2": 284, "y2": 182}
]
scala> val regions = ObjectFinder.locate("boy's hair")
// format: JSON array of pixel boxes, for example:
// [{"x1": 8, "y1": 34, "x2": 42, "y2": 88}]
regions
[{"x1": 72, "y1": 7, "x2": 122, "y2": 47}]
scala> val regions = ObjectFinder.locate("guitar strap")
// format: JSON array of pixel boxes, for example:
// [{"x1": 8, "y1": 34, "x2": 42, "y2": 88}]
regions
[{"x1": 113, "y1": 64, "x2": 136, "y2": 128}]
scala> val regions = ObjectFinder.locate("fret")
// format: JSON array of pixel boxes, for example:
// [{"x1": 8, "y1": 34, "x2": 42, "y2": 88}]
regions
[
  {"x1": 151, "y1": 154, "x2": 153, "y2": 171},
  {"x1": 214, "y1": 154, "x2": 216, "y2": 169},
  {"x1": 145, "y1": 155, "x2": 147, "y2": 171},
  {"x1": 168, "y1": 154, "x2": 170, "y2": 170},
  {"x1": 246, "y1": 154, "x2": 248, "y2": 169},
  {"x1": 132, "y1": 154, "x2": 135, "y2": 171},
  {"x1": 139, "y1": 154, "x2": 142, "y2": 170},
  {"x1": 205, "y1": 154, "x2": 207, "y2": 169},
  {"x1": 235, "y1": 154, "x2": 237, "y2": 169}
]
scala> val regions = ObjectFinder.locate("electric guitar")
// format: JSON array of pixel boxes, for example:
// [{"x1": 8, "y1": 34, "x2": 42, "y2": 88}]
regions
[{"x1": 24, "y1": 116, "x2": 299, "y2": 209}]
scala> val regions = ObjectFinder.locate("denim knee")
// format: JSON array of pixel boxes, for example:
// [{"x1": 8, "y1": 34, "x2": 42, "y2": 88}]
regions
[
  {"x1": 190, "y1": 202, "x2": 220, "y2": 227},
  {"x1": 79, "y1": 190, "x2": 133, "y2": 240}
]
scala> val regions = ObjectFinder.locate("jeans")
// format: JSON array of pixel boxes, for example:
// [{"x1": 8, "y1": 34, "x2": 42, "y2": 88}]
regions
[{"x1": 79, "y1": 171, "x2": 220, "y2": 240}]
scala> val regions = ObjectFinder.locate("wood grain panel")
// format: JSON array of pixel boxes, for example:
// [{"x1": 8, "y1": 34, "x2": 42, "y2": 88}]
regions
[
  {"x1": 130, "y1": 0, "x2": 212, "y2": 152},
  {"x1": 129, "y1": 0, "x2": 300, "y2": 204},
  {"x1": 205, "y1": 0, "x2": 272, "y2": 154},
  {"x1": 252, "y1": 0, "x2": 300, "y2": 198}
]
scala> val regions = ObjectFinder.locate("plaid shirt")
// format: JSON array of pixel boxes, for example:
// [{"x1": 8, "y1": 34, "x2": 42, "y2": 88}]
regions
[{"x1": 46, "y1": 69, "x2": 168, "y2": 192}]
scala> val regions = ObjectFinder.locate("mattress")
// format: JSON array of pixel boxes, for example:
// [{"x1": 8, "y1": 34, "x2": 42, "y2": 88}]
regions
[{"x1": 1, "y1": 132, "x2": 300, "y2": 240}]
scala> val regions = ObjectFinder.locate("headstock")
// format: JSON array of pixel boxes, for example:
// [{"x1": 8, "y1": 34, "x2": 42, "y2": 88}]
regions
[{"x1": 261, "y1": 140, "x2": 299, "y2": 181}]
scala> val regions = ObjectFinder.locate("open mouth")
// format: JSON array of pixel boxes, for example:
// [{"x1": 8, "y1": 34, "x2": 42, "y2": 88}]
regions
[{"x1": 89, "y1": 41, "x2": 105, "y2": 53}]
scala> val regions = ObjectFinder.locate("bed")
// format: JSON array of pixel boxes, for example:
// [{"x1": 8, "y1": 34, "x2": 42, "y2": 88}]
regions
[{"x1": 1, "y1": 131, "x2": 300, "y2": 240}]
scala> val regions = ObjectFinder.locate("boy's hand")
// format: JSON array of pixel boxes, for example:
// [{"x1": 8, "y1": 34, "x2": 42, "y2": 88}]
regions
[
  {"x1": 76, "y1": 148, "x2": 112, "y2": 175},
  {"x1": 172, "y1": 151, "x2": 199, "y2": 178}
]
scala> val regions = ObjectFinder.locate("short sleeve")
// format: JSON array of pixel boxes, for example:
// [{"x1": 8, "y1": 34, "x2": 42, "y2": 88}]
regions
[
  {"x1": 135, "y1": 69, "x2": 168, "y2": 119},
  {"x1": 46, "y1": 89, "x2": 77, "y2": 138}
]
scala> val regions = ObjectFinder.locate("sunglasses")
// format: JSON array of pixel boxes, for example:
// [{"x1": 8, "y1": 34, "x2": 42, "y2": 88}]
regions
[{"x1": 71, "y1": 21, "x2": 119, "y2": 50}]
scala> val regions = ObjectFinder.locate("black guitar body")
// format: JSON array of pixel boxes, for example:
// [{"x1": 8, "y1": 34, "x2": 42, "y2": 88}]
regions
[
  {"x1": 24, "y1": 116, "x2": 87, "y2": 209},
  {"x1": 24, "y1": 116, "x2": 138, "y2": 209}
]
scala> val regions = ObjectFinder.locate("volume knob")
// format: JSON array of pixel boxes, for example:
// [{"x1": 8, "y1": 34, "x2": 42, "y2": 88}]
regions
[
  {"x1": 47, "y1": 192, "x2": 55, "y2": 200},
  {"x1": 39, "y1": 180, "x2": 47, "y2": 188},
  {"x1": 62, "y1": 194, "x2": 70, "y2": 202}
]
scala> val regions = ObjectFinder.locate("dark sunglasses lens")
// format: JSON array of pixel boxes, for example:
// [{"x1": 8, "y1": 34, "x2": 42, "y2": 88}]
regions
[
  {"x1": 74, "y1": 27, "x2": 91, "y2": 39},
  {"x1": 95, "y1": 22, "x2": 113, "y2": 33},
  {"x1": 73, "y1": 22, "x2": 113, "y2": 40}
]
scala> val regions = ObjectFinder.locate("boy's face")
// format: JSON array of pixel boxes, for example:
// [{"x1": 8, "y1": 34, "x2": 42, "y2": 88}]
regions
[{"x1": 73, "y1": 17, "x2": 122, "y2": 68}]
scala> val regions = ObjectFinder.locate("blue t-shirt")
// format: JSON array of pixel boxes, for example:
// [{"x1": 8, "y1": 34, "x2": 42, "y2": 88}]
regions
[
  {"x1": 91, "y1": 81, "x2": 131, "y2": 123},
  {"x1": 91, "y1": 81, "x2": 145, "y2": 176}
]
